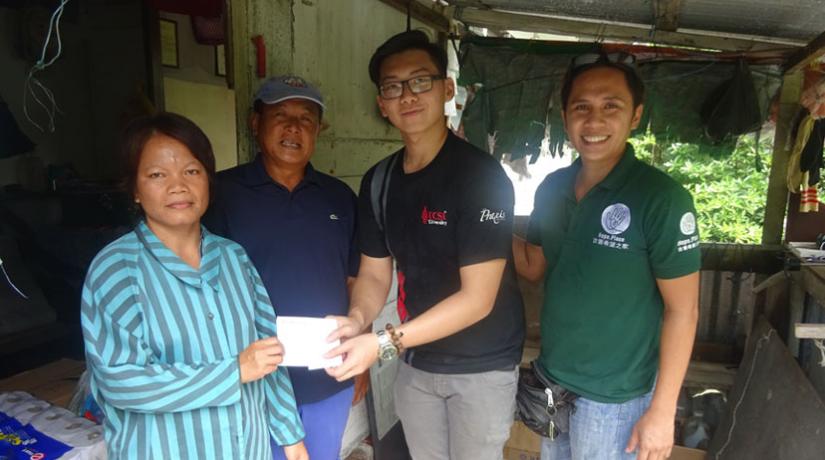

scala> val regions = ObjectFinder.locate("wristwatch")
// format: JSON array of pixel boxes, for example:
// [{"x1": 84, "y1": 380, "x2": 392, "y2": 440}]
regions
[{"x1": 376, "y1": 330, "x2": 399, "y2": 362}]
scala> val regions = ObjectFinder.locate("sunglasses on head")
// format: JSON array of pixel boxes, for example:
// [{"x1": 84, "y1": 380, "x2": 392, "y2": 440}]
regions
[{"x1": 570, "y1": 52, "x2": 636, "y2": 70}]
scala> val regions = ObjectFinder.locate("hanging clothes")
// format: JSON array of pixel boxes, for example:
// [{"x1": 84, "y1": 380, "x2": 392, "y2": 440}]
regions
[
  {"x1": 801, "y1": 119, "x2": 825, "y2": 212},
  {"x1": 700, "y1": 59, "x2": 762, "y2": 143},
  {"x1": 788, "y1": 115, "x2": 825, "y2": 212},
  {"x1": 800, "y1": 77, "x2": 825, "y2": 118}
]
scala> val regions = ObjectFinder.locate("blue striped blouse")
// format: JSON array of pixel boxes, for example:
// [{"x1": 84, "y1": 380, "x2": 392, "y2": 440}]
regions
[{"x1": 80, "y1": 221, "x2": 304, "y2": 460}]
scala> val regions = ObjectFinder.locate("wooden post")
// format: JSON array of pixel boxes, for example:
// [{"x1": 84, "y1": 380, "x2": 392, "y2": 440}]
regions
[
  {"x1": 141, "y1": 4, "x2": 164, "y2": 111},
  {"x1": 376, "y1": 0, "x2": 450, "y2": 33},
  {"x1": 227, "y1": 0, "x2": 295, "y2": 164},
  {"x1": 653, "y1": 0, "x2": 683, "y2": 32},
  {"x1": 785, "y1": 30, "x2": 825, "y2": 74},
  {"x1": 788, "y1": 271, "x2": 806, "y2": 357},
  {"x1": 762, "y1": 72, "x2": 802, "y2": 245},
  {"x1": 652, "y1": 141, "x2": 664, "y2": 168},
  {"x1": 227, "y1": 0, "x2": 251, "y2": 164},
  {"x1": 795, "y1": 323, "x2": 825, "y2": 339}
]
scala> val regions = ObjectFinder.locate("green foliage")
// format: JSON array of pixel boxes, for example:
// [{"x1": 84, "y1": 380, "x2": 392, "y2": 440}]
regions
[{"x1": 629, "y1": 133, "x2": 772, "y2": 243}]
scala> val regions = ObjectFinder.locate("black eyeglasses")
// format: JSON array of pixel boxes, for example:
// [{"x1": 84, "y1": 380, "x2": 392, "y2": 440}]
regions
[
  {"x1": 378, "y1": 75, "x2": 446, "y2": 99},
  {"x1": 570, "y1": 52, "x2": 636, "y2": 70}
]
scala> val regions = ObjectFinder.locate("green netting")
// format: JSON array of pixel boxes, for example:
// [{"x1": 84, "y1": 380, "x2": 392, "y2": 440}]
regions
[
  {"x1": 640, "y1": 61, "x2": 780, "y2": 156},
  {"x1": 458, "y1": 37, "x2": 593, "y2": 162},
  {"x1": 458, "y1": 36, "x2": 782, "y2": 161}
]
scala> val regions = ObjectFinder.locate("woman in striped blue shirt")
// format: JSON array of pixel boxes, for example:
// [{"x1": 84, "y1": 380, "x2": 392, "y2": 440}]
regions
[{"x1": 80, "y1": 113, "x2": 308, "y2": 460}]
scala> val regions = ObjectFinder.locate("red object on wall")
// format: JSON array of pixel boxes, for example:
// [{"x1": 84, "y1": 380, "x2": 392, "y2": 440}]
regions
[
  {"x1": 252, "y1": 35, "x2": 266, "y2": 78},
  {"x1": 786, "y1": 192, "x2": 825, "y2": 242}
]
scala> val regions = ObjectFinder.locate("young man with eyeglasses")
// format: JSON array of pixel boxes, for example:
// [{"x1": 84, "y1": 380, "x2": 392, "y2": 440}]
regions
[
  {"x1": 325, "y1": 30, "x2": 525, "y2": 460},
  {"x1": 513, "y1": 54, "x2": 700, "y2": 460}
]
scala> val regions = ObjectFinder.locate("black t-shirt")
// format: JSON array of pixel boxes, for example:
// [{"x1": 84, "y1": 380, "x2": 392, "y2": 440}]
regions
[{"x1": 358, "y1": 132, "x2": 525, "y2": 374}]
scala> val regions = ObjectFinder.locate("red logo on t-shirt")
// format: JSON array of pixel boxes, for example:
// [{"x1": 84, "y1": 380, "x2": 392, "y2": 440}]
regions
[
  {"x1": 397, "y1": 270, "x2": 409, "y2": 322},
  {"x1": 421, "y1": 206, "x2": 448, "y2": 226}
]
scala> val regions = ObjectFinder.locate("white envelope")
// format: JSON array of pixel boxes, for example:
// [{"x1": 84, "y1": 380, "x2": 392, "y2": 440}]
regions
[{"x1": 276, "y1": 316, "x2": 343, "y2": 369}]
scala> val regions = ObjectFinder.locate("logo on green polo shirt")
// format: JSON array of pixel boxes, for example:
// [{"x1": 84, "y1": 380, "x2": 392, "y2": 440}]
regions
[
  {"x1": 601, "y1": 203, "x2": 631, "y2": 235},
  {"x1": 680, "y1": 212, "x2": 696, "y2": 235}
]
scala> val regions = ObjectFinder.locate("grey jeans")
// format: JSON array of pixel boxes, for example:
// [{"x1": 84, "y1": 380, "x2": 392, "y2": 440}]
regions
[{"x1": 394, "y1": 361, "x2": 518, "y2": 460}]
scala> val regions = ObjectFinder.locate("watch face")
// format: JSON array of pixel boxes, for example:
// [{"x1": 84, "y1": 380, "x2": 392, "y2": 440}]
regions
[
  {"x1": 376, "y1": 330, "x2": 398, "y2": 361},
  {"x1": 380, "y1": 346, "x2": 398, "y2": 361}
]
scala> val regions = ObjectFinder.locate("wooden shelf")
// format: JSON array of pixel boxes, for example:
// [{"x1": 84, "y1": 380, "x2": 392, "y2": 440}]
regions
[{"x1": 0, "y1": 358, "x2": 85, "y2": 408}]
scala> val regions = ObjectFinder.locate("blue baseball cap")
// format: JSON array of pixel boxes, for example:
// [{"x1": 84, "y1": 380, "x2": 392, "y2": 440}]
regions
[{"x1": 253, "y1": 75, "x2": 326, "y2": 115}]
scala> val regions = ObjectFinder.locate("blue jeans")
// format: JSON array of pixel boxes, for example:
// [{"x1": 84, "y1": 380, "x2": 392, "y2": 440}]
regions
[
  {"x1": 540, "y1": 390, "x2": 653, "y2": 460},
  {"x1": 271, "y1": 385, "x2": 354, "y2": 460}
]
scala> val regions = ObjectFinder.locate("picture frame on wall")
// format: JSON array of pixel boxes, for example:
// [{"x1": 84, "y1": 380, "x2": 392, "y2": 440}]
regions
[
  {"x1": 159, "y1": 19, "x2": 179, "y2": 68},
  {"x1": 215, "y1": 44, "x2": 226, "y2": 77}
]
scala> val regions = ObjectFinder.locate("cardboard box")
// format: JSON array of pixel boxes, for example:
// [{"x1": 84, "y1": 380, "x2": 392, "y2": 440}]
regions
[
  {"x1": 504, "y1": 421, "x2": 541, "y2": 460},
  {"x1": 669, "y1": 445, "x2": 707, "y2": 459},
  {"x1": 506, "y1": 420, "x2": 541, "y2": 452},
  {"x1": 504, "y1": 446, "x2": 540, "y2": 460},
  {"x1": 504, "y1": 422, "x2": 541, "y2": 460}
]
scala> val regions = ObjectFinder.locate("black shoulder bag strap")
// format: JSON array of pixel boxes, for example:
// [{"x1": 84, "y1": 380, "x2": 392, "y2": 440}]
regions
[{"x1": 369, "y1": 151, "x2": 400, "y2": 258}]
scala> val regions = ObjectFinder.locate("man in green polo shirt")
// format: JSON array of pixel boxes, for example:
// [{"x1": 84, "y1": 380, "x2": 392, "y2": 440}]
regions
[{"x1": 513, "y1": 53, "x2": 700, "y2": 460}]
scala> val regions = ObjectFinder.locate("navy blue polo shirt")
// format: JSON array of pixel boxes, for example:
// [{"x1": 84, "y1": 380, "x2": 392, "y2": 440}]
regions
[{"x1": 204, "y1": 155, "x2": 358, "y2": 404}]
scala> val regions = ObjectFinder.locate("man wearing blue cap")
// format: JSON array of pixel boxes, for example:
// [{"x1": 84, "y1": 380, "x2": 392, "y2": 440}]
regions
[{"x1": 204, "y1": 76, "x2": 359, "y2": 460}]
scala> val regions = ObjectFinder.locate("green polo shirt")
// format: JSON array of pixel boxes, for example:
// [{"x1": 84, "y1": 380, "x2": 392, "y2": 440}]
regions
[{"x1": 527, "y1": 144, "x2": 700, "y2": 403}]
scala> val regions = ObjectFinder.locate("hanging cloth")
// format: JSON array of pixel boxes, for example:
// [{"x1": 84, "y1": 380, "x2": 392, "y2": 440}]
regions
[
  {"x1": 787, "y1": 115, "x2": 825, "y2": 212},
  {"x1": 800, "y1": 77, "x2": 825, "y2": 119},
  {"x1": 800, "y1": 119, "x2": 825, "y2": 185},
  {"x1": 801, "y1": 180, "x2": 819, "y2": 213},
  {"x1": 700, "y1": 59, "x2": 762, "y2": 144},
  {"x1": 788, "y1": 114, "x2": 814, "y2": 193},
  {"x1": 800, "y1": 119, "x2": 825, "y2": 212}
]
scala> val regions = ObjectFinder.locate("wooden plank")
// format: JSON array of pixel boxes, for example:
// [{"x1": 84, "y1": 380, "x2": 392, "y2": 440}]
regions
[
  {"x1": 227, "y1": 0, "x2": 252, "y2": 163},
  {"x1": 454, "y1": 7, "x2": 804, "y2": 52},
  {"x1": 795, "y1": 323, "x2": 825, "y2": 339},
  {"x1": 789, "y1": 272, "x2": 807, "y2": 357},
  {"x1": 707, "y1": 318, "x2": 825, "y2": 459},
  {"x1": 0, "y1": 359, "x2": 85, "y2": 408},
  {"x1": 696, "y1": 269, "x2": 758, "y2": 345},
  {"x1": 378, "y1": 0, "x2": 451, "y2": 33},
  {"x1": 520, "y1": 346, "x2": 540, "y2": 368},
  {"x1": 692, "y1": 342, "x2": 740, "y2": 364},
  {"x1": 699, "y1": 243, "x2": 783, "y2": 274},
  {"x1": 683, "y1": 361, "x2": 737, "y2": 389},
  {"x1": 141, "y1": 4, "x2": 164, "y2": 110},
  {"x1": 653, "y1": 0, "x2": 682, "y2": 32},
  {"x1": 698, "y1": 271, "x2": 716, "y2": 341},
  {"x1": 803, "y1": 266, "x2": 825, "y2": 306},
  {"x1": 784, "y1": 29, "x2": 825, "y2": 74},
  {"x1": 720, "y1": 271, "x2": 740, "y2": 342},
  {"x1": 752, "y1": 271, "x2": 785, "y2": 293},
  {"x1": 521, "y1": 348, "x2": 738, "y2": 389},
  {"x1": 709, "y1": 269, "x2": 723, "y2": 340},
  {"x1": 730, "y1": 271, "x2": 756, "y2": 342},
  {"x1": 762, "y1": 72, "x2": 803, "y2": 245}
]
